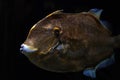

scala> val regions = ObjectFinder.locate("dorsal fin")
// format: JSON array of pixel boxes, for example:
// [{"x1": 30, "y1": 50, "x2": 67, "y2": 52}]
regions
[
  {"x1": 46, "y1": 10, "x2": 63, "y2": 18},
  {"x1": 89, "y1": 8, "x2": 103, "y2": 19},
  {"x1": 87, "y1": 9, "x2": 111, "y2": 35}
]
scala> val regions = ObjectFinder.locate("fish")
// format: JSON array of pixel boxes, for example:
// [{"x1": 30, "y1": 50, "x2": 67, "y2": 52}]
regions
[{"x1": 20, "y1": 8, "x2": 120, "y2": 78}]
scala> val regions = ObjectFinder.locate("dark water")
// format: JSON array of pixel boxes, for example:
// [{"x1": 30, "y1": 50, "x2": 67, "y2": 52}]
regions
[{"x1": 2, "y1": 0, "x2": 120, "y2": 80}]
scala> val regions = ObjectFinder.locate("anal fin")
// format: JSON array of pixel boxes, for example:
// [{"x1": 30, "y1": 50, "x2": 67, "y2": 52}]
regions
[{"x1": 83, "y1": 68, "x2": 96, "y2": 78}]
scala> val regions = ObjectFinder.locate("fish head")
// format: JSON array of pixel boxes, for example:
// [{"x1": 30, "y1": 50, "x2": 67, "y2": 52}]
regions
[{"x1": 20, "y1": 11, "x2": 75, "y2": 58}]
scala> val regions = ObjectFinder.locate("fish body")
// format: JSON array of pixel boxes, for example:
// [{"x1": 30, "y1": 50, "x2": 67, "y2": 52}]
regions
[{"x1": 20, "y1": 9, "x2": 120, "y2": 78}]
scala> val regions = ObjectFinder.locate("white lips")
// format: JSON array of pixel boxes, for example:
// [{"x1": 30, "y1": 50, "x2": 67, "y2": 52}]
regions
[{"x1": 20, "y1": 44, "x2": 38, "y2": 53}]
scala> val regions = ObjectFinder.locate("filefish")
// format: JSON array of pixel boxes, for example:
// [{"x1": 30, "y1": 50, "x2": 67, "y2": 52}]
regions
[{"x1": 20, "y1": 8, "x2": 120, "y2": 78}]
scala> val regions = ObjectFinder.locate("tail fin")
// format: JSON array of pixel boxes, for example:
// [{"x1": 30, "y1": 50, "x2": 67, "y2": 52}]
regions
[{"x1": 113, "y1": 35, "x2": 120, "y2": 48}]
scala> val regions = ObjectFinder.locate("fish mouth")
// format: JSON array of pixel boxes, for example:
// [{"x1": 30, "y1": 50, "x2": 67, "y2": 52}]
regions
[{"x1": 20, "y1": 44, "x2": 38, "y2": 54}]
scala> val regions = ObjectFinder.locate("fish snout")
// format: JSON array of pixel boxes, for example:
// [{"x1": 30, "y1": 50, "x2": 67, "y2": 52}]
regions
[{"x1": 20, "y1": 44, "x2": 38, "y2": 53}]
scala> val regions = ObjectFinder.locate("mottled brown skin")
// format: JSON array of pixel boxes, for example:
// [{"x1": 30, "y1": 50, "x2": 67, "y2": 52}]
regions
[{"x1": 22, "y1": 11, "x2": 115, "y2": 72}]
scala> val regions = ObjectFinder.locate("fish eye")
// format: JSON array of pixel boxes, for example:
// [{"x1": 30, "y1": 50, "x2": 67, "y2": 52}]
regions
[{"x1": 53, "y1": 27, "x2": 60, "y2": 37}]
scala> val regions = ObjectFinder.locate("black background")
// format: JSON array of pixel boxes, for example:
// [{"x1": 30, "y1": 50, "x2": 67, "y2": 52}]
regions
[{"x1": 2, "y1": 0, "x2": 120, "y2": 80}]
